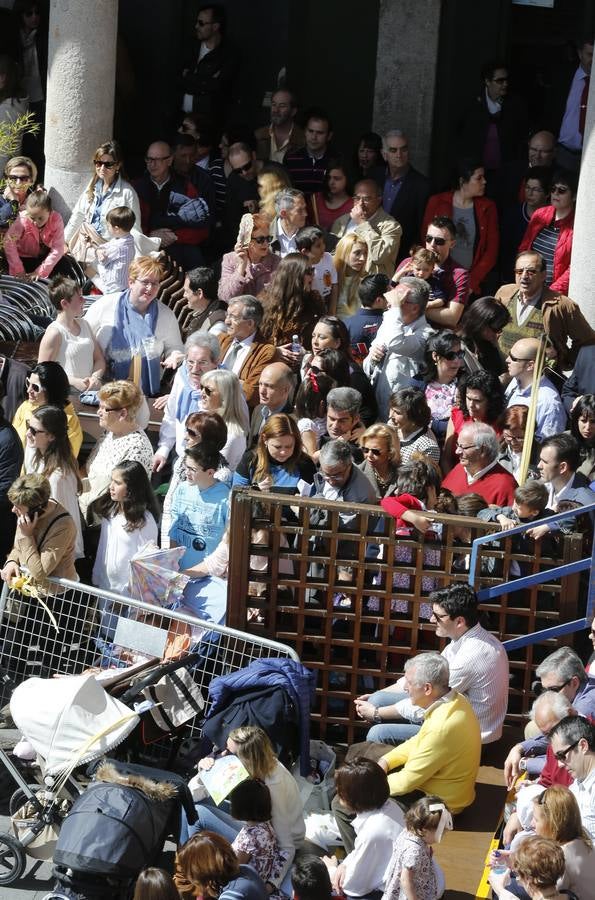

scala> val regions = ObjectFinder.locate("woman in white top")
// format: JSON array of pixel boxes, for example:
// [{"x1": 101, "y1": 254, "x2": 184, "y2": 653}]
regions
[
  {"x1": 79, "y1": 381, "x2": 153, "y2": 519},
  {"x1": 38, "y1": 275, "x2": 105, "y2": 392},
  {"x1": 64, "y1": 140, "x2": 159, "y2": 256},
  {"x1": 23, "y1": 405, "x2": 84, "y2": 559},
  {"x1": 199, "y1": 369, "x2": 249, "y2": 472}
]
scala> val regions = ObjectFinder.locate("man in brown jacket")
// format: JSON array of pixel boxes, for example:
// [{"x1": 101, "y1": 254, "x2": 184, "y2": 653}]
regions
[
  {"x1": 219, "y1": 296, "x2": 277, "y2": 408},
  {"x1": 496, "y1": 250, "x2": 595, "y2": 371},
  {"x1": 255, "y1": 88, "x2": 305, "y2": 164}
]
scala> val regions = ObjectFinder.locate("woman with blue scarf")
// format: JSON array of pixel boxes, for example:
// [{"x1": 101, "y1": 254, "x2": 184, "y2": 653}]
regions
[
  {"x1": 64, "y1": 140, "x2": 159, "y2": 256},
  {"x1": 84, "y1": 256, "x2": 184, "y2": 398}
]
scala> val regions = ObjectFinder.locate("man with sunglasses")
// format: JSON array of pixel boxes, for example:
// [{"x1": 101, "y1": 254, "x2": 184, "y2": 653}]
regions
[
  {"x1": 395, "y1": 216, "x2": 469, "y2": 329},
  {"x1": 496, "y1": 250, "x2": 595, "y2": 371},
  {"x1": 550, "y1": 715, "x2": 595, "y2": 839},
  {"x1": 223, "y1": 143, "x2": 261, "y2": 249},
  {"x1": 134, "y1": 140, "x2": 210, "y2": 269},
  {"x1": 504, "y1": 338, "x2": 566, "y2": 441},
  {"x1": 181, "y1": 4, "x2": 239, "y2": 127}
]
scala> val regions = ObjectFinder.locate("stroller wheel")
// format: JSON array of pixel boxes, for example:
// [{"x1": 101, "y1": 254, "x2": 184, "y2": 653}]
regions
[
  {"x1": 0, "y1": 832, "x2": 26, "y2": 884},
  {"x1": 9, "y1": 784, "x2": 44, "y2": 817}
]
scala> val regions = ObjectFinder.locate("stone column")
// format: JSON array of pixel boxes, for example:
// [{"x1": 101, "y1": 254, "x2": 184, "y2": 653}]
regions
[
  {"x1": 44, "y1": 0, "x2": 119, "y2": 221},
  {"x1": 372, "y1": 0, "x2": 442, "y2": 176},
  {"x1": 569, "y1": 73, "x2": 595, "y2": 326}
]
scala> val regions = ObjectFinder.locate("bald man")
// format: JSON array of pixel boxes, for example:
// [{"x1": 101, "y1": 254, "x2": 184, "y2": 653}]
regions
[
  {"x1": 331, "y1": 178, "x2": 402, "y2": 277},
  {"x1": 504, "y1": 338, "x2": 566, "y2": 441},
  {"x1": 247, "y1": 362, "x2": 295, "y2": 446},
  {"x1": 527, "y1": 130, "x2": 556, "y2": 169},
  {"x1": 134, "y1": 139, "x2": 210, "y2": 269}
]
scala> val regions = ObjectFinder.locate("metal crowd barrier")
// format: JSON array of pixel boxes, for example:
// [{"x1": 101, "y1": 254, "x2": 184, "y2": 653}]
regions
[{"x1": 0, "y1": 576, "x2": 298, "y2": 738}]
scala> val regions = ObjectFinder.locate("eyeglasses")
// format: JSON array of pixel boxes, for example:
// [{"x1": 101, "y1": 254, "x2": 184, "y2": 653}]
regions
[
  {"x1": 441, "y1": 350, "x2": 465, "y2": 361},
  {"x1": 535, "y1": 677, "x2": 572, "y2": 696},
  {"x1": 7, "y1": 174, "x2": 32, "y2": 183},
  {"x1": 425, "y1": 234, "x2": 447, "y2": 246},
  {"x1": 508, "y1": 352, "x2": 534, "y2": 362},
  {"x1": 456, "y1": 443, "x2": 477, "y2": 451},
  {"x1": 551, "y1": 185, "x2": 569, "y2": 195},
  {"x1": 135, "y1": 278, "x2": 160, "y2": 289},
  {"x1": 514, "y1": 267, "x2": 539, "y2": 276},
  {"x1": 95, "y1": 160, "x2": 116, "y2": 169},
  {"x1": 232, "y1": 161, "x2": 253, "y2": 176},
  {"x1": 202, "y1": 385, "x2": 215, "y2": 396},
  {"x1": 145, "y1": 155, "x2": 171, "y2": 163},
  {"x1": 251, "y1": 235, "x2": 272, "y2": 245},
  {"x1": 362, "y1": 447, "x2": 382, "y2": 456},
  {"x1": 431, "y1": 609, "x2": 451, "y2": 621},
  {"x1": 25, "y1": 377, "x2": 42, "y2": 393},
  {"x1": 554, "y1": 740, "x2": 580, "y2": 763},
  {"x1": 503, "y1": 427, "x2": 525, "y2": 439},
  {"x1": 352, "y1": 195, "x2": 376, "y2": 203},
  {"x1": 185, "y1": 426, "x2": 198, "y2": 438},
  {"x1": 26, "y1": 421, "x2": 46, "y2": 436},
  {"x1": 309, "y1": 365, "x2": 321, "y2": 375}
]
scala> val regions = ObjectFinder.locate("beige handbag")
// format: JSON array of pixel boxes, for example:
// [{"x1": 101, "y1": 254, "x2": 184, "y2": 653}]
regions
[{"x1": 67, "y1": 221, "x2": 104, "y2": 264}]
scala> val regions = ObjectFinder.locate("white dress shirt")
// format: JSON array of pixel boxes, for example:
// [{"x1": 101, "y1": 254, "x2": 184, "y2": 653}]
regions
[
  {"x1": 341, "y1": 800, "x2": 405, "y2": 896},
  {"x1": 221, "y1": 331, "x2": 256, "y2": 375}
]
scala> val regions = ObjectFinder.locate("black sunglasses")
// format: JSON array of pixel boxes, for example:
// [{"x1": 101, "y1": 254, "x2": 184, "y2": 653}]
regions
[
  {"x1": 25, "y1": 377, "x2": 42, "y2": 392},
  {"x1": 534, "y1": 677, "x2": 572, "y2": 696},
  {"x1": 309, "y1": 365, "x2": 321, "y2": 375},
  {"x1": 26, "y1": 421, "x2": 46, "y2": 436},
  {"x1": 252, "y1": 235, "x2": 272, "y2": 245},
  {"x1": 442, "y1": 350, "x2": 465, "y2": 361},
  {"x1": 185, "y1": 426, "x2": 198, "y2": 438},
  {"x1": 554, "y1": 740, "x2": 580, "y2": 763},
  {"x1": 232, "y1": 161, "x2": 253, "y2": 176},
  {"x1": 95, "y1": 160, "x2": 116, "y2": 169},
  {"x1": 425, "y1": 234, "x2": 447, "y2": 246},
  {"x1": 362, "y1": 447, "x2": 382, "y2": 456},
  {"x1": 202, "y1": 385, "x2": 215, "y2": 396}
]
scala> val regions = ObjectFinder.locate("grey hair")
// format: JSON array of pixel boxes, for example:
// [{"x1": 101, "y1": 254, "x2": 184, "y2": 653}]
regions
[
  {"x1": 536, "y1": 647, "x2": 587, "y2": 686},
  {"x1": 274, "y1": 188, "x2": 304, "y2": 216},
  {"x1": 529, "y1": 690, "x2": 572, "y2": 723},
  {"x1": 230, "y1": 295, "x2": 264, "y2": 327},
  {"x1": 185, "y1": 331, "x2": 221, "y2": 363},
  {"x1": 405, "y1": 652, "x2": 450, "y2": 690},
  {"x1": 319, "y1": 439, "x2": 353, "y2": 468},
  {"x1": 460, "y1": 421, "x2": 499, "y2": 463},
  {"x1": 327, "y1": 386, "x2": 361, "y2": 416},
  {"x1": 397, "y1": 276, "x2": 430, "y2": 312},
  {"x1": 382, "y1": 129, "x2": 407, "y2": 151},
  {"x1": 200, "y1": 369, "x2": 250, "y2": 434}
]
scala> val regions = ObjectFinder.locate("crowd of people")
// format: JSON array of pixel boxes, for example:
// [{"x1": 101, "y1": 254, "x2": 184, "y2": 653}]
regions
[{"x1": 1, "y1": 3, "x2": 595, "y2": 897}]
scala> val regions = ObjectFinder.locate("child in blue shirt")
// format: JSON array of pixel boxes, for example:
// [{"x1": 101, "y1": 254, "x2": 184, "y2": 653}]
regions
[{"x1": 170, "y1": 443, "x2": 230, "y2": 569}]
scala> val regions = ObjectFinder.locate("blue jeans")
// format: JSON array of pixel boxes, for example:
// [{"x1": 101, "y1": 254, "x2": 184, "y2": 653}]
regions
[
  {"x1": 179, "y1": 798, "x2": 241, "y2": 845},
  {"x1": 366, "y1": 690, "x2": 422, "y2": 745}
]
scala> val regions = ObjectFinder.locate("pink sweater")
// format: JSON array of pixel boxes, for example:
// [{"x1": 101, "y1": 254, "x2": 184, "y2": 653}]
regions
[{"x1": 4, "y1": 209, "x2": 65, "y2": 278}]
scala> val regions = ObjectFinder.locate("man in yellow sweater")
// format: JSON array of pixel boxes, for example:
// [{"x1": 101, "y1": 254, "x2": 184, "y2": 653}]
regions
[{"x1": 378, "y1": 652, "x2": 481, "y2": 814}]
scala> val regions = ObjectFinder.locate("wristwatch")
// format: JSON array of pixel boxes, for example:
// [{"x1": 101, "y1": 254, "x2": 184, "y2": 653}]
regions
[
  {"x1": 373, "y1": 708, "x2": 382, "y2": 724},
  {"x1": 519, "y1": 758, "x2": 527, "y2": 772}
]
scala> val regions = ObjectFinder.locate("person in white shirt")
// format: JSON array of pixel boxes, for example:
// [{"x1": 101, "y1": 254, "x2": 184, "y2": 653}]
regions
[
  {"x1": 324, "y1": 757, "x2": 404, "y2": 895},
  {"x1": 550, "y1": 715, "x2": 595, "y2": 840},
  {"x1": 355, "y1": 583, "x2": 509, "y2": 744},
  {"x1": 271, "y1": 189, "x2": 307, "y2": 257}
]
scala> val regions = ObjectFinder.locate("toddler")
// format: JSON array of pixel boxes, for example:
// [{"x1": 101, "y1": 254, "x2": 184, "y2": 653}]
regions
[
  {"x1": 382, "y1": 795, "x2": 450, "y2": 900},
  {"x1": 296, "y1": 225, "x2": 338, "y2": 312},
  {"x1": 93, "y1": 205, "x2": 136, "y2": 292},
  {"x1": 230, "y1": 779, "x2": 289, "y2": 899},
  {"x1": 294, "y1": 370, "x2": 336, "y2": 461},
  {"x1": 4, "y1": 189, "x2": 65, "y2": 278}
]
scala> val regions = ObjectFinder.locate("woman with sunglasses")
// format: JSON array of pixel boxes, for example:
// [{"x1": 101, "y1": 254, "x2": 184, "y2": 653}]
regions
[
  {"x1": 219, "y1": 211, "x2": 280, "y2": 303},
  {"x1": 421, "y1": 158, "x2": 499, "y2": 296},
  {"x1": 459, "y1": 295, "x2": 511, "y2": 375},
  {"x1": 23, "y1": 404, "x2": 84, "y2": 560},
  {"x1": 417, "y1": 331, "x2": 466, "y2": 442},
  {"x1": 518, "y1": 168, "x2": 577, "y2": 294},
  {"x1": 12, "y1": 360, "x2": 83, "y2": 459},
  {"x1": 1, "y1": 156, "x2": 37, "y2": 269},
  {"x1": 64, "y1": 140, "x2": 159, "y2": 256},
  {"x1": 199, "y1": 369, "x2": 249, "y2": 472},
  {"x1": 358, "y1": 423, "x2": 401, "y2": 498}
]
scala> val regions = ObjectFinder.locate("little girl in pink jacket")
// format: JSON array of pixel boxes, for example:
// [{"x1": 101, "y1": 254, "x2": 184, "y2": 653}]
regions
[{"x1": 4, "y1": 190, "x2": 65, "y2": 278}]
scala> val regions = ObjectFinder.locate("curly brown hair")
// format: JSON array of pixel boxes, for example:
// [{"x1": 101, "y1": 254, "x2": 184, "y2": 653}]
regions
[{"x1": 260, "y1": 253, "x2": 318, "y2": 345}]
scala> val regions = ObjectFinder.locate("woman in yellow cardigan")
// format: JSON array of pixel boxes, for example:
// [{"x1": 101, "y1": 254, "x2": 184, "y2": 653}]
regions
[{"x1": 12, "y1": 361, "x2": 82, "y2": 460}]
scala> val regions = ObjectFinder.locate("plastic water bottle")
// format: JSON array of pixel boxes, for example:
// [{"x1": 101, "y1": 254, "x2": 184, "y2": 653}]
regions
[
  {"x1": 291, "y1": 334, "x2": 302, "y2": 354},
  {"x1": 491, "y1": 850, "x2": 507, "y2": 875}
]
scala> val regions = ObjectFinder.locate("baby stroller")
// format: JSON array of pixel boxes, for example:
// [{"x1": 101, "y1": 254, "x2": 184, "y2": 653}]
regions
[{"x1": 0, "y1": 664, "x2": 200, "y2": 890}]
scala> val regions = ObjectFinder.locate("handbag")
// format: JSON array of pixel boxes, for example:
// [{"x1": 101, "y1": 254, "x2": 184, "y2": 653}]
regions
[
  {"x1": 140, "y1": 666, "x2": 205, "y2": 742},
  {"x1": 67, "y1": 221, "x2": 104, "y2": 265}
]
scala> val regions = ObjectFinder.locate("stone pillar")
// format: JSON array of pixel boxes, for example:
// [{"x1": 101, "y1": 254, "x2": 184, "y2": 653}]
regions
[
  {"x1": 44, "y1": 0, "x2": 119, "y2": 221},
  {"x1": 569, "y1": 74, "x2": 595, "y2": 326},
  {"x1": 372, "y1": 0, "x2": 442, "y2": 176}
]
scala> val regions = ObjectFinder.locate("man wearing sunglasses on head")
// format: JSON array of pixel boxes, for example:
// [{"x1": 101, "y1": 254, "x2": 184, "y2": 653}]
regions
[
  {"x1": 134, "y1": 140, "x2": 210, "y2": 270},
  {"x1": 394, "y1": 216, "x2": 469, "y2": 330}
]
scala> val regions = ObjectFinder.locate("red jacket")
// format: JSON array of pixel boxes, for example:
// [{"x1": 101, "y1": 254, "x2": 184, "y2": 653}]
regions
[
  {"x1": 421, "y1": 192, "x2": 499, "y2": 294},
  {"x1": 518, "y1": 206, "x2": 574, "y2": 295},
  {"x1": 441, "y1": 462, "x2": 516, "y2": 507}
]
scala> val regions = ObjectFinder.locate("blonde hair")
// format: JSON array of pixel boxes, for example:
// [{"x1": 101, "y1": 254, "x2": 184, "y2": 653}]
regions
[
  {"x1": 228, "y1": 725, "x2": 277, "y2": 780},
  {"x1": 8, "y1": 473, "x2": 51, "y2": 510},
  {"x1": 200, "y1": 370, "x2": 249, "y2": 436},
  {"x1": 258, "y1": 169, "x2": 291, "y2": 220},
  {"x1": 533, "y1": 785, "x2": 593, "y2": 847},
  {"x1": 128, "y1": 256, "x2": 165, "y2": 284},
  {"x1": 98, "y1": 380, "x2": 143, "y2": 416},
  {"x1": 4, "y1": 154, "x2": 37, "y2": 183},
  {"x1": 359, "y1": 423, "x2": 400, "y2": 466},
  {"x1": 334, "y1": 233, "x2": 368, "y2": 313}
]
